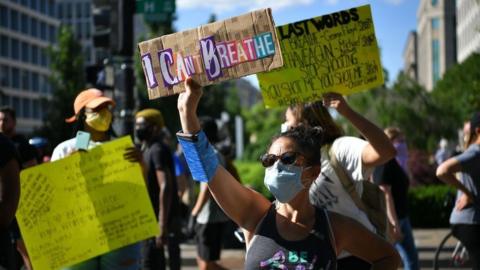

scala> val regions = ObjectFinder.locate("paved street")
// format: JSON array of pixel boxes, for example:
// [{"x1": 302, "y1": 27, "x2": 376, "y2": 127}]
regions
[{"x1": 179, "y1": 228, "x2": 471, "y2": 270}]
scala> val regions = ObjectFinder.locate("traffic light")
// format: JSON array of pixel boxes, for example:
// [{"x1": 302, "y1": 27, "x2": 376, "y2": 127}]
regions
[{"x1": 92, "y1": 0, "x2": 134, "y2": 56}]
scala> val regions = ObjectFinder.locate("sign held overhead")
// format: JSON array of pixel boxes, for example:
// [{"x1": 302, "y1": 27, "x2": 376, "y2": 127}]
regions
[{"x1": 138, "y1": 8, "x2": 283, "y2": 99}]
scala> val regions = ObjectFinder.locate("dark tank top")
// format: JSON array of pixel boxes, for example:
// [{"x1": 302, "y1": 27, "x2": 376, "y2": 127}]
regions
[{"x1": 245, "y1": 204, "x2": 337, "y2": 269}]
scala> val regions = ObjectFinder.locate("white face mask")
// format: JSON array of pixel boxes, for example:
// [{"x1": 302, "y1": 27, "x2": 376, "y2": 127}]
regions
[
  {"x1": 264, "y1": 161, "x2": 304, "y2": 203},
  {"x1": 280, "y1": 122, "x2": 290, "y2": 133}
]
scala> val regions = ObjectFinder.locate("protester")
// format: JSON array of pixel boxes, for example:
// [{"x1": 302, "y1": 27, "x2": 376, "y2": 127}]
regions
[
  {"x1": 134, "y1": 108, "x2": 181, "y2": 270},
  {"x1": 384, "y1": 127, "x2": 409, "y2": 174},
  {"x1": 436, "y1": 111, "x2": 480, "y2": 270},
  {"x1": 282, "y1": 97, "x2": 396, "y2": 269},
  {"x1": 51, "y1": 88, "x2": 143, "y2": 270},
  {"x1": 175, "y1": 78, "x2": 400, "y2": 270},
  {"x1": 1, "y1": 106, "x2": 38, "y2": 270},
  {"x1": 0, "y1": 133, "x2": 20, "y2": 270},
  {"x1": 373, "y1": 127, "x2": 419, "y2": 270},
  {"x1": 188, "y1": 116, "x2": 230, "y2": 270}
]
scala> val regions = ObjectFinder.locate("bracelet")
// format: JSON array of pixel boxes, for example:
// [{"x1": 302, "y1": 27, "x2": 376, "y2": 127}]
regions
[{"x1": 176, "y1": 130, "x2": 219, "y2": 182}]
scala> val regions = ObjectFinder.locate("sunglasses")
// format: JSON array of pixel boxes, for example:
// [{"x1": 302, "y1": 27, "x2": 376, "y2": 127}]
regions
[{"x1": 260, "y1": 151, "x2": 301, "y2": 168}]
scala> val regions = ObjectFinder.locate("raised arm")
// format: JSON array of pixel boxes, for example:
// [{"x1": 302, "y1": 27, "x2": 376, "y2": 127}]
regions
[
  {"x1": 329, "y1": 211, "x2": 401, "y2": 270},
  {"x1": 323, "y1": 93, "x2": 396, "y2": 167},
  {"x1": 177, "y1": 78, "x2": 270, "y2": 231}
]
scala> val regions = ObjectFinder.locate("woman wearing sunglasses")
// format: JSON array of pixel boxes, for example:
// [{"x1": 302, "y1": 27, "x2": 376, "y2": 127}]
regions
[
  {"x1": 283, "y1": 97, "x2": 397, "y2": 269},
  {"x1": 176, "y1": 78, "x2": 400, "y2": 270}
]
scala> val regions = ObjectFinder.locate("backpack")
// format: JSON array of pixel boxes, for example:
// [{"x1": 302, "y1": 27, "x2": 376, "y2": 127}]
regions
[{"x1": 329, "y1": 147, "x2": 389, "y2": 239}]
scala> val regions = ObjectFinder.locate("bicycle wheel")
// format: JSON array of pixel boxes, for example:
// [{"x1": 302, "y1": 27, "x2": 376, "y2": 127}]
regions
[{"x1": 433, "y1": 231, "x2": 471, "y2": 270}]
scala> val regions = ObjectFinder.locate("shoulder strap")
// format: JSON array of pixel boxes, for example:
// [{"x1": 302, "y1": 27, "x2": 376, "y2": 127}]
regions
[{"x1": 328, "y1": 147, "x2": 367, "y2": 213}]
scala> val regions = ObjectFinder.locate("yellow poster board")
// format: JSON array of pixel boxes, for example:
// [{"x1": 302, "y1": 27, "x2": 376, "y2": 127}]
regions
[
  {"x1": 16, "y1": 136, "x2": 159, "y2": 270},
  {"x1": 257, "y1": 5, "x2": 384, "y2": 108}
]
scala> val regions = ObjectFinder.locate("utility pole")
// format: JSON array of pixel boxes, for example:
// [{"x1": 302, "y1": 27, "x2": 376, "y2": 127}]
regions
[{"x1": 92, "y1": 0, "x2": 135, "y2": 136}]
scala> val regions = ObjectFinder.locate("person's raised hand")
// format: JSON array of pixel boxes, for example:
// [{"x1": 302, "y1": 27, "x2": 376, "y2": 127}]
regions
[
  {"x1": 322, "y1": 92, "x2": 350, "y2": 115},
  {"x1": 177, "y1": 77, "x2": 203, "y2": 116}
]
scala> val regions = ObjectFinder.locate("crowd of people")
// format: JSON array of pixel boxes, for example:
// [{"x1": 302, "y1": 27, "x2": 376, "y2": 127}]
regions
[{"x1": 0, "y1": 76, "x2": 478, "y2": 270}]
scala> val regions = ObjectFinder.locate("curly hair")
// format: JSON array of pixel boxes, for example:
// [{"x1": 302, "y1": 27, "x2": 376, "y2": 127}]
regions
[{"x1": 269, "y1": 125, "x2": 325, "y2": 166}]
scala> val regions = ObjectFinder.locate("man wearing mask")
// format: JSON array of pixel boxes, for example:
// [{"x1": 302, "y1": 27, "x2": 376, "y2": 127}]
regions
[{"x1": 134, "y1": 109, "x2": 181, "y2": 270}]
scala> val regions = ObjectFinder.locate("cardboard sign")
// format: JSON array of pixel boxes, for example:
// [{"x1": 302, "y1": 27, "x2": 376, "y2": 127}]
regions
[
  {"x1": 16, "y1": 137, "x2": 159, "y2": 270},
  {"x1": 138, "y1": 8, "x2": 283, "y2": 99},
  {"x1": 257, "y1": 5, "x2": 384, "y2": 108}
]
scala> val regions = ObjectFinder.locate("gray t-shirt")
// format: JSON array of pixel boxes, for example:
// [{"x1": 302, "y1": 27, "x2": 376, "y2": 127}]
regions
[{"x1": 450, "y1": 144, "x2": 480, "y2": 224}]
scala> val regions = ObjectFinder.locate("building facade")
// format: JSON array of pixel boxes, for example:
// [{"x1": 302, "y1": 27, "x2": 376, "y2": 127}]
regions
[
  {"x1": 416, "y1": 0, "x2": 456, "y2": 91},
  {"x1": 0, "y1": 0, "x2": 59, "y2": 133},
  {"x1": 56, "y1": 0, "x2": 98, "y2": 65},
  {"x1": 403, "y1": 31, "x2": 418, "y2": 81},
  {"x1": 456, "y1": 0, "x2": 480, "y2": 63}
]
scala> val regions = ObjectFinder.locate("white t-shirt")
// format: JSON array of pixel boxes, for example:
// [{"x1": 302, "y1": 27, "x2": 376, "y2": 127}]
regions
[
  {"x1": 309, "y1": 136, "x2": 375, "y2": 236},
  {"x1": 51, "y1": 138, "x2": 102, "y2": 161}
]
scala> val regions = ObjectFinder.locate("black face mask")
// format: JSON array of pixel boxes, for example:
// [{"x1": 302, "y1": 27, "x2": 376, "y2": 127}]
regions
[{"x1": 135, "y1": 126, "x2": 154, "y2": 141}]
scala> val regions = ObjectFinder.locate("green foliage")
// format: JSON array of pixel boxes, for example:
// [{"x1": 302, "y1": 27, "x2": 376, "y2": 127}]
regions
[
  {"x1": 432, "y1": 53, "x2": 480, "y2": 125},
  {"x1": 408, "y1": 185, "x2": 456, "y2": 228},
  {"x1": 234, "y1": 160, "x2": 271, "y2": 199},
  {"x1": 241, "y1": 102, "x2": 285, "y2": 161},
  {"x1": 40, "y1": 26, "x2": 85, "y2": 146}
]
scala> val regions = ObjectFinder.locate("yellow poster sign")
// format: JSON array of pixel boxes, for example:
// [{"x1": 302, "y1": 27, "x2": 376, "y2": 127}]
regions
[
  {"x1": 257, "y1": 5, "x2": 384, "y2": 108},
  {"x1": 16, "y1": 137, "x2": 159, "y2": 270}
]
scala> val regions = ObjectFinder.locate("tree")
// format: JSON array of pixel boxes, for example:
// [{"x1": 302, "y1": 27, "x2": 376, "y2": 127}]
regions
[
  {"x1": 432, "y1": 53, "x2": 480, "y2": 126},
  {"x1": 40, "y1": 26, "x2": 85, "y2": 147},
  {"x1": 241, "y1": 102, "x2": 284, "y2": 161}
]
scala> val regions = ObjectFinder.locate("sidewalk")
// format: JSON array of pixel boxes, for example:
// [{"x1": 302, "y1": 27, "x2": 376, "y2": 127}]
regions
[{"x1": 179, "y1": 228, "x2": 465, "y2": 270}]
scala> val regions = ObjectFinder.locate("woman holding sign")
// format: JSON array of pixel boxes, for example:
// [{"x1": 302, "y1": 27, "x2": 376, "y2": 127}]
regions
[
  {"x1": 281, "y1": 97, "x2": 397, "y2": 269},
  {"x1": 50, "y1": 89, "x2": 143, "y2": 270},
  {"x1": 176, "y1": 78, "x2": 400, "y2": 270}
]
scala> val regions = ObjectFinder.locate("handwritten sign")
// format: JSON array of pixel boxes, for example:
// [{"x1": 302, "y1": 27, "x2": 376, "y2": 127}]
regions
[
  {"x1": 16, "y1": 137, "x2": 159, "y2": 270},
  {"x1": 138, "y1": 8, "x2": 283, "y2": 99},
  {"x1": 257, "y1": 5, "x2": 384, "y2": 108}
]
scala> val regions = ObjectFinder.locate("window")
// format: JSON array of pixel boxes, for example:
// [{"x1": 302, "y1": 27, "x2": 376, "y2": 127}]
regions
[
  {"x1": 77, "y1": 2, "x2": 83, "y2": 18},
  {"x1": 0, "y1": 35, "x2": 8, "y2": 57},
  {"x1": 49, "y1": 25, "x2": 55, "y2": 43},
  {"x1": 31, "y1": 72, "x2": 39, "y2": 92},
  {"x1": 85, "y1": 2, "x2": 91, "y2": 18},
  {"x1": 66, "y1": 3, "x2": 72, "y2": 18},
  {"x1": 431, "y1": 17, "x2": 440, "y2": 30},
  {"x1": 33, "y1": 99, "x2": 40, "y2": 119},
  {"x1": 21, "y1": 69, "x2": 30, "y2": 90},
  {"x1": 22, "y1": 98, "x2": 31, "y2": 119},
  {"x1": 2, "y1": 95, "x2": 10, "y2": 106},
  {"x1": 21, "y1": 42, "x2": 29, "y2": 62},
  {"x1": 30, "y1": 18, "x2": 38, "y2": 38},
  {"x1": 432, "y1": 39, "x2": 440, "y2": 84},
  {"x1": 40, "y1": 22, "x2": 47, "y2": 40},
  {"x1": 40, "y1": 0, "x2": 46, "y2": 14},
  {"x1": 431, "y1": 0, "x2": 438, "y2": 6},
  {"x1": 31, "y1": 0, "x2": 38, "y2": 11},
  {"x1": 12, "y1": 68, "x2": 20, "y2": 89},
  {"x1": 21, "y1": 0, "x2": 29, "y2": 8},
  {"x1": 31, "y1": 45, "x2": 38, "y2": 64},
  {"x1": 12, "y1": 97, "x2": 20, "y2": 116},
  {"x1": 77, "y1": 21, "x2": 82, "y2": 39},
  {"x1": 21, "y1": 13, "x2": 29, "y2": 34},
  {"x1": 85, "y1": 21, "x2": 90, "y2": 38},
  {"x1": 0, "y1": 6, "x2": 7, "y2": 27},
  {"x1": 0, "y1": 65, "x2": 9, "y2": 87},
  {"x1": 11, "y1": 10, "x2": 19, "y2": 31},
  {"x1": 40, "y1": 49, "x2": 47, "y2": 67},
  {"x1": 58, "y1": 2, "x2": 63, "y2": 19},
  {"x1": 11, "y1": 39, "x2": 19, "y2": 60},
  {"x1": 48, "y1": 0, "x2": 55, "y2": 16}
]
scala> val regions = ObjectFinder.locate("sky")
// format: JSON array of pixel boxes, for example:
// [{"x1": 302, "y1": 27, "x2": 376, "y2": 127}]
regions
[{"x1": 172, "y1": 0, "x2": 419, "y2": 88}]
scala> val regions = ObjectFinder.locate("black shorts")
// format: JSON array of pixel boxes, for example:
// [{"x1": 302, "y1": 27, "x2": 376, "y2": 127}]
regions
[{"x1": 195, "y1": 222, "x2": 226, "y2": 261}]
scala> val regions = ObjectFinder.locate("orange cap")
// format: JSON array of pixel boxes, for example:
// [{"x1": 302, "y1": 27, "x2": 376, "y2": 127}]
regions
[{"x1": 65, "y1": 88, "x2": 115, "y2": 123}]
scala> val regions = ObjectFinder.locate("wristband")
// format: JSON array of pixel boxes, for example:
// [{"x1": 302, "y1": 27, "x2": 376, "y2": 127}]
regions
[{"x1": 177, "y1": 130, "x2": 219, "y2": 182}]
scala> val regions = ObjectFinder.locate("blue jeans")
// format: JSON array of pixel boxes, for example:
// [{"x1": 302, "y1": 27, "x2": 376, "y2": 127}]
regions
[
  {"x1": 395, "y1": 217, "x2": 419, "y2": 270},
  {"x1": 61, "y1": 242, "x2": 142, "y2": 270}
]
